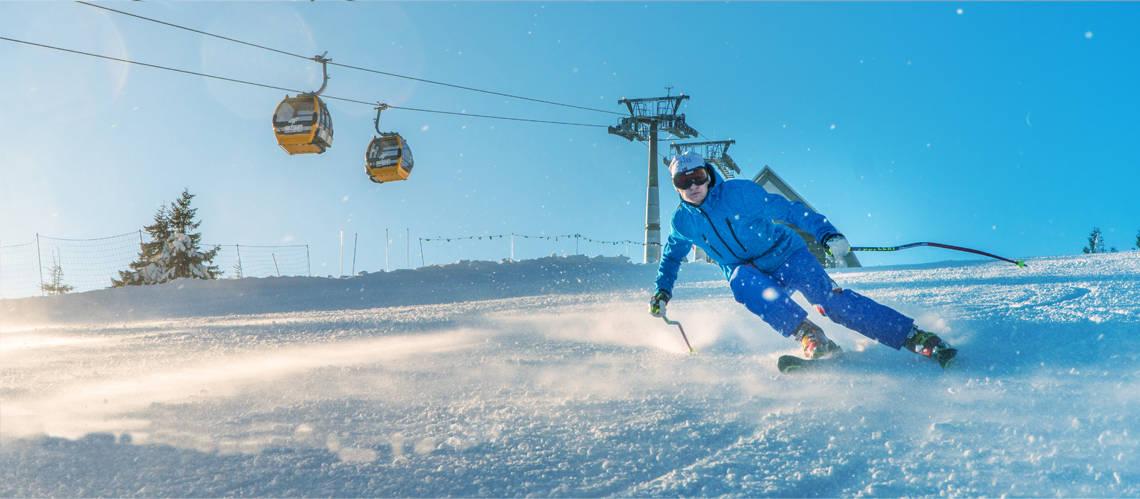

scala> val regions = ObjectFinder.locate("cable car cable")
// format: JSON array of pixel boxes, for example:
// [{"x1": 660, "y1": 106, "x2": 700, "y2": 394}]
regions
[
  {"x1": 326, "y1": 60, "x2": 623, "y2": 116},
  {"x1": 74, "y1": 1, "x2": 625, "y2": 117},
  {"x1": 0, "y1": 35, "x2": 608, "y2": 129}
]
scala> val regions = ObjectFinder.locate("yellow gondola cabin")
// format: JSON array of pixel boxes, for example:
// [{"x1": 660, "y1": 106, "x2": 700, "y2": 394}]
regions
[
  {"x1": 365, "y1": 133, "x2": 414, "y2": 183},
  {"x1": 272, "y1": 94, "x2": 334, "y2": 155},
  {"x1": 365, "y1": 103, "x2": 414, "y2": 183}
]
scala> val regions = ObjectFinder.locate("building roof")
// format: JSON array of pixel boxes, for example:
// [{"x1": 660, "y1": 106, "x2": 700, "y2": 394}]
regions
[{"x1": 752, "y1": 166, "x2": 816, "y2": 211}]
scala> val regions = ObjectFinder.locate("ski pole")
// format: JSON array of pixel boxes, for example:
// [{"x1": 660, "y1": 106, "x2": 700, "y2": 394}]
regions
[
  {"x1": 851, "y1": 241, "x2": 1026, "y2": 267},
  {"x1": 660, "y1": 314, "x2": 696, "y2": 354}
]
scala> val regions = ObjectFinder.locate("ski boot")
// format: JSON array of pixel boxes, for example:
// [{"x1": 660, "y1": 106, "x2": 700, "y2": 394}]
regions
[
  {"x1": 793, "y1": 320, "x2": 842, "y2": 359},
  {"x1": 904, "y1": 327, "x2": 957, "y2": 368}
]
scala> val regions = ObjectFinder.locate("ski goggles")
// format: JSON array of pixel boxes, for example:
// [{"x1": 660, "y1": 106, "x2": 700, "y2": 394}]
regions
[{"x1": 672, "y1": 167, "x2": 710, "y2": 190}]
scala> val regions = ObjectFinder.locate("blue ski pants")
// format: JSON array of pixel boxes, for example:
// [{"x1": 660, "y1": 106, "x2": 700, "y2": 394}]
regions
[{"x1": 728, "y1": 247, "x2": 913, "y2": 349}]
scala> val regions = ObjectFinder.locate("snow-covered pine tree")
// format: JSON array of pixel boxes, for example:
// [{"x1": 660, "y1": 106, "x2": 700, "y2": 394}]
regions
[
  {"x1": 112, "y1": 204, "x2": 172, "y2": 287},
  {"x1": 164, "y1": 189, "x2": 221, "y2": 280},
  {"x1": 112, "y1": 189, "x2": 221, "y2": 287},
  {"x1": 1082, "y1": 227, "x2": 1106, "y2": 254},
  {"x1": 41, "y1": 254, "x2": 74, "y2": 295}
]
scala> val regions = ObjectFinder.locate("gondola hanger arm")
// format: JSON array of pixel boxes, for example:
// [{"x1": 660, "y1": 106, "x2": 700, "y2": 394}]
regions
[
  {"x1": 374, "y1": 102, "x2": 390, "y2": 134},
  {"x1": 309, "y1": 51, "x2": 331, "y2": 96}
]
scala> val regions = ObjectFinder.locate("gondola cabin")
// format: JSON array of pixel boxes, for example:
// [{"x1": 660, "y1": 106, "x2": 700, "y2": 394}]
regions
[
  {"x1": 272, "y1": 95, "x2": 333, "y2": 155},
  {"x1": 365, "y1": 133, "x2": 414, "y2": 183}
]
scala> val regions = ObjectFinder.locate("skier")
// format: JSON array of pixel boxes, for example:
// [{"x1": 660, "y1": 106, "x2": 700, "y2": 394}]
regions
[{"x1": 648, "y1": 151, "x2": 955, "y2": 366}]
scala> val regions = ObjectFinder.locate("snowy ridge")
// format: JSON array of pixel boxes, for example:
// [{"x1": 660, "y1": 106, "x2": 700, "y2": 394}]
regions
[
  {"x1": 1, "y1": 253, "x2": 1138, "y2": 496},
  {"x1": 1, "y1": 255, "x2": 723, "y2": 325}
]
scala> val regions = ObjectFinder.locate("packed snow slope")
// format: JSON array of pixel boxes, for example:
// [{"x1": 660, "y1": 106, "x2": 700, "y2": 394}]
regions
[{"x1": 2, "y1": 253, "x2": 1138, "y2": 497}]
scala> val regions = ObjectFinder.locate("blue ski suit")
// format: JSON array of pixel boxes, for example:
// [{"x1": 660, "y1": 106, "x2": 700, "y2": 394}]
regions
[{"x1": 654, "y1": 178, "x2": 913, "y2": 349}]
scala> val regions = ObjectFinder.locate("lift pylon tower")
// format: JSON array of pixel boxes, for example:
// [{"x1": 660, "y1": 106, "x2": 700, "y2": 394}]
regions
[
  {"x1": 668, "y1": 140, "x2": 742, "y2": 180},
  {"x1": 608, "y1": 94, "x2": 699, "y2": 263}
]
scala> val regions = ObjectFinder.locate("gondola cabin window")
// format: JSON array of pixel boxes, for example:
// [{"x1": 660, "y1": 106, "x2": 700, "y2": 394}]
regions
[
  {"x1": 401, "y1": 141, "x2": 414, "y2": 172},
  {"x1": 275, "y1": 100, "x2": 316, "y2": 134}
]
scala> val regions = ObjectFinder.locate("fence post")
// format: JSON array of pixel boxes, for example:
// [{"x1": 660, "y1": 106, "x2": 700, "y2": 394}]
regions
[
  {"x1": 35, "y1": 233, "x2": 44, "y2": 296},
  {"x1": 352, "y1": 232, "x2": 358, "y2": 276},
  {"x1": 235, "y1": 244, "x2": 244, "y2": 279}
]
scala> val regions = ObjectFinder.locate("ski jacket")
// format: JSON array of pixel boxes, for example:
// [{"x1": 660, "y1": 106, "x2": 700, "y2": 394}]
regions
[{"x1": 654, "y1": 178, "x2": 840, "y2": 294}]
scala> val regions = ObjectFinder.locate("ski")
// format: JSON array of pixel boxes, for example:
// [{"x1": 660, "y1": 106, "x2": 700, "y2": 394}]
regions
[
  {"x1": 777, "y1": 348, "x2": 958, "y2": 373},
  {"x1": 777, "y1": 354, "x2": 841, "y2": 373}
]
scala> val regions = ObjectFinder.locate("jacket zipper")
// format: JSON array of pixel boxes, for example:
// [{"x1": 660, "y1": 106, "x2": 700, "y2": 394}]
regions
[
  {"x1": 696, "y1": 208, "x2": 744, "y2": 260},
  {"x1": 724, "y1": 218, "x2": 749, "y2": 252}
]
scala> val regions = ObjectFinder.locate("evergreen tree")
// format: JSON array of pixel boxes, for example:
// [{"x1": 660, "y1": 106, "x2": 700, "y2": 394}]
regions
[
  {"x1": 41, "y1": 253, "x2": 74, "y2": 295},
  {"x1": 1082, "y1": 227, "x2": 1106, "y2": 254},
  {"x1": 112, "y1": 205, "x2": 172, "y2": 287},
  {"x1": 165, "y1": 189, "x2": 221, "y2": 280},
  {"x1": 112, "y1": 189, "x2": 220, "y2": 287}
]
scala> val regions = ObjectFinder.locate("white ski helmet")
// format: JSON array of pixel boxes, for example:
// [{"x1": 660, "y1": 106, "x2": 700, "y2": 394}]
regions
[{"x1": 668, "y1": 151, "x2": 707, "y2": 177}]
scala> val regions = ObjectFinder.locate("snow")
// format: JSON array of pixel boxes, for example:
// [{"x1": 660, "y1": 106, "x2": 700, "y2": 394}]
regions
[{"x1": 2, "y1": 253, "x2": 1138, "y2": 496}]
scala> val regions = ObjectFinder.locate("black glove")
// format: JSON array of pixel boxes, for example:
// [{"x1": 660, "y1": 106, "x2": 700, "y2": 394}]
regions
[{"x1": 649, "y1": 289, "x2": 671, "y2": 318}]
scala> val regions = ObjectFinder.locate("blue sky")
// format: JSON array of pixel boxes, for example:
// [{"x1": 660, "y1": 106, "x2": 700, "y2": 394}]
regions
[{"x1": 2, "y1": 2, "x2": 1138, "y2": 275}]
